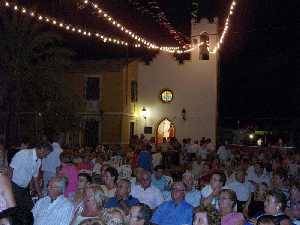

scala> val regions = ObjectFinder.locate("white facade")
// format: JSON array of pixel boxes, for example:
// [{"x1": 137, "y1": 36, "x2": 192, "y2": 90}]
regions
[{"x1": 136, "y1": 18, "x2": 219, "y2": 143}]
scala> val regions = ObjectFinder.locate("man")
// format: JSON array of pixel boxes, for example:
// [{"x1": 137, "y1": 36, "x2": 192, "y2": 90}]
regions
[
  {"x1": 182, "y1": 172, "x2": 202, "y2": 207},
  {"x1": 201, "y1": 171, "x2": 226, "y2": 209},
  {"x1": 32, "y1": 176, "x2": 74, "y2": 225},
  {"x1": 227, "y1": 168, "x2": 254, "y2": 211},
  {"x1": 151, "y1": 165, "x2": 169, "y2": 192},
  {"x1": 151, "y1": 182, "x2": 193, "y2": 225},
  {"x1": 131, "y1": 170, "x2": 164, "y2": 209},
  {"x1": 9, "y1": 142, "x2": 53, "y2": 211},
  {"x1": 41, "y1": 135, "x2": 63, "y2": 192},
  {"x1": 129, "y1": 203, "x2": 152, "y2": 225},
  {"x1": 246, "y1": 161, "x2": 271, "y2": 186},
  {"x1": 105, "y1": 179, "x2": 140, "y2": 214}
]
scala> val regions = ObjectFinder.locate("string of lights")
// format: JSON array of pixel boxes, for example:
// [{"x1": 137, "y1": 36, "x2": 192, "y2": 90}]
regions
[
  {"x1": 0, "y1": 0, "x2": 134, "y2": 47},
  {"x1": 127, "y1": 0, "x2": 190, "y2": 46},
  {"x1": 79, "y1": 0, "x2": 184, "y2": 53},
  {"x1": 210, "y1": 0, "x2": 237, "y2": 53}
]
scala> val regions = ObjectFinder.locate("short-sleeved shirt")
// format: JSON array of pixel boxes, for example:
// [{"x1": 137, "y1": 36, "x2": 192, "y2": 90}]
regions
[
  {"x1": 105, "y1": 196, "x2": 140, "y2": 209},
  {"x1": 131, "y1": 185, "x2": 164, "y2": 209},
  {"x1": 10, "y1": 148, "x2": 41, "y2": 188},
  {"x1": 151, "y1": 200, "x2": 193, "y2": 225}
]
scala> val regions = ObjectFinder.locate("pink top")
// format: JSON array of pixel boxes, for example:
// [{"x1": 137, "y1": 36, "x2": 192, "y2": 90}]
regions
[
  {"x1": 59, "y1": 164, "x2": 78, "y2": 197},
  {"x1": 221, "y1": 212, "x2": 245, "y2": 225}
]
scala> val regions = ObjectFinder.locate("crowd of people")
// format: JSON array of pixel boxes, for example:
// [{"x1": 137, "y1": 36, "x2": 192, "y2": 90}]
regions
[{"x1": 0, "y1": 134, "x2": 299, "y2": 225}]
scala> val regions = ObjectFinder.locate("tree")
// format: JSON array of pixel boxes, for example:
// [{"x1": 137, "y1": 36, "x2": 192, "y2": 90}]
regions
[{"x1": 0, "y1": 11, "x2": 83, "y2": 144}]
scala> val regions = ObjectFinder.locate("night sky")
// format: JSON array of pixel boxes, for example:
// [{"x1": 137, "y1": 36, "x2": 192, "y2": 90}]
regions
[{"x1": 11, "y1": 0, "x2": 299, "y2": 129}]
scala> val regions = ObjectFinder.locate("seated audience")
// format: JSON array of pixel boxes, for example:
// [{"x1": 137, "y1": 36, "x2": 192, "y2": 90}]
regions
[
  {"x1": 151, "y1": 166, "x2": 169, "y2": 192},
  {"x1": 193, "y1": 205, "x2": 221, "y2": 225},
  {"x1": 131, "y1": 170, "x2": 164, "y2": 209},
  {"x1": 128, "y1": 203, "x2": 152, "y2": 225},
  {"x1": 151, "y1": 182, "x2": 193, "y2": 225},
  {"x1": 71, "y1": 184, "x2": 105, "y2": 225},
  {"x1": 219, "y1": 189, "x2": 245, "y2": 225},
  {"x1": 101, "y1": 167, "x2": 118, "y2": 198},
  {"x1": 201, "y1": 171, "x2": 226, "y2": 209},
  {"x1": 105, "y1": 179, "x2": 139, "y2": 214},
  {"x1": 32, "y1": 176, "x2": 74, "y2": 225}
]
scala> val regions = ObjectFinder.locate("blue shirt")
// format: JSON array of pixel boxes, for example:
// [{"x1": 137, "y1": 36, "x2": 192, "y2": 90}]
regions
[
  {"x1": 163, "y1": 188, "x2": 202, "y2": 208},
  {"x1": 105, "y1": 196, "x2": 140, "y2": 209},
  {"x1": 138, "y1": 150, "x2": 152, "y2": 172},
  {"x1": 151, "y1": 200, "x2": 193, "y2": 225},
  {"x1": 151, "y1": 175, "x2": 169, "y2": 192}
]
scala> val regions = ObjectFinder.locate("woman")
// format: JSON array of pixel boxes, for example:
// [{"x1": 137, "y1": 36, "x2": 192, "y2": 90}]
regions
[
  {"x1": 244, "y1": 182, "x2": 268, "y2": 218},
  {"x1": 219, "y1": 189, "x2": 245, "y2": 225},
  {"x1": 247, "y1": 190, "x2": 291, "y2": 225},
  {"x1": 193, "y1": 205, "x2": 220, "y2": 225},
  {"x1": 70, "y1": 184, "x2": 106, "y2": 225},
  {"x1": 101, "y1": 167, "x2": 118, "y2": 198},
  {"x1": 101, "y1": 207, "x2": 126, "y2": 225}
]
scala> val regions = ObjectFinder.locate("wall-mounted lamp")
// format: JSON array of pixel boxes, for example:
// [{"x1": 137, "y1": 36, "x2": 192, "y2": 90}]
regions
[
  {"x1": 181, "y1": 108, "x2": 186, "y2": 121},
  {"x1": 141, "y1": 107, "x2": 149, "y2": 120}
]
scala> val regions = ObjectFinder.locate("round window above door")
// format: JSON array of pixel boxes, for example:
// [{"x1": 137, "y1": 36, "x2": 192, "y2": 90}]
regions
[{"x1": 160, "y1": 89, "x2": 174, "y2": 103}]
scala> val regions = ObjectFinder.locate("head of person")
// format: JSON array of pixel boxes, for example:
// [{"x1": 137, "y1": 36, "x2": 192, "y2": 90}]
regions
[
  {"x1": 101, "y1": 164, "x2": 109, "y2": 181},
  {"x1": 60, "y1": 152, "x2": 71, "y2": 164},
  {"x1": 102, "y1": 208, "x2": 126, "y2": 225},
  {"x1": 193, "y1": 205, "x2": 220, "y2": 225},
  {"x1": 48, "y1": 176, "x2": 67, "y2": 200},
  {"x1": 219, "y1": 189, "x2": 237, "y2": 213},
  {"x1": 154, "y1": 165, "x2": 164, "y2": 180},
  {"x1": 36, "y1": 142, "x2": 53, "y2": 159},
  {"x1": 129, "y1": 203, "x2": 152, "y2": 225},
  {"x1": 116, "y1": 179, "x2": 131, "y2": 199},
  {"x1": 257, "y1": 215, "x2": 276, "y2": 225},
  {"x1": 272, "y1": 169, "x2": 288, "y2": 188},
  {"x1": 104, "y1": 167, "x2": 119, "y2": 186},
  {"x1": 254, "y1": 161, "x2": 264, "y2": 176},
  {"x1": 162, "y1": 138, "x2": 167, "y2": 143},
  {"x1": 255, "y1": 182, "x2": 269, "y2": 201},
  {"x1": 210, "y1": 171, "x2": 226, "y2": 190},
  {"x1": 171, "y1": 182, "x2": 186, "y2": 203},
  {"x1": 235, "y1": 168, "x2": 246, "y2": 183},
  {"x1": 264, "y1": 190, "x2": 287, "y2": 215},
  {"x1": 83, "y1": 184, "x2": 105, "y2": 210},
  {"x1": 78, "y1": 173, "x2": 92, "y2": 190},
  {"x1": 290, "y1": 181, "x2": 300, "y2": 203},
  {"x1": 140, "y1": 171, "x2": 151, "y2": 189},
  {"x1": 182, "y1": 172, "x2": 194, "y2": 191}
]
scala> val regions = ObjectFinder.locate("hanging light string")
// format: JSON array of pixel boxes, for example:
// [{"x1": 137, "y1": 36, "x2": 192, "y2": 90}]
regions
[
  {"x1": 210, "y1": 0, "x2": 237, "y2": 53},
  {"x1": 127, "y1": 0, "x2": 190, "y2": 47},
  {"x1": 0, "y1": 0, "x2": 134, "y2": 47},
  {"x1": 80, "y1": 0, "x2": 184, "y2": 53}
]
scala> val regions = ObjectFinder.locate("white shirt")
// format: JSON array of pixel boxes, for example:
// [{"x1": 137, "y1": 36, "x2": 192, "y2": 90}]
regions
[
  {"x1": 131, "y1": 184, "x2": 164, "y2": 209},
  {"x1": 10, "y1": 148, "x2": 41, "y2": 188},
  {"x1": 246, "y1": 166, "x2": 271, "y2": 185},
  {"x1": 201, "y1": 185, "x2": 219, "y2": 209},
  {"x1": 32, "y1": 195, "x2": 74, "y2": 225},
  {"x1": 42, "y1": 142, "x2": 62, "y2": 173},
  {"x1": 227, "y1": 181, "x2": 254, "y2": 201},
  {"x1": 217, "y1": 146, "x2": 230, "y2": 162}
]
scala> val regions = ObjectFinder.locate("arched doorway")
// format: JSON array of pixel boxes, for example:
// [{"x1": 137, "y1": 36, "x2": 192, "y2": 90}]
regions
[{"x1": 156, "y1": 118, "x2": 175, "y2": 144}]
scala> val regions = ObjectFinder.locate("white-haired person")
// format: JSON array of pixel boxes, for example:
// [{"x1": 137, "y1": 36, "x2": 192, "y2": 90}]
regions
[
  {"x1": 32, "y1": 176, "x2": 74, "y2": 225},
  {"x1": 70, "y1": 184, "x2": 106, "y2": 225}
]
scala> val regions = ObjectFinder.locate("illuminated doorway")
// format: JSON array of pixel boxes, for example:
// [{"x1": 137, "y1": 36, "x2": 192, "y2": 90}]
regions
[{"x1": 156, "y1": 118, "x2": 175, "y2": 144}]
